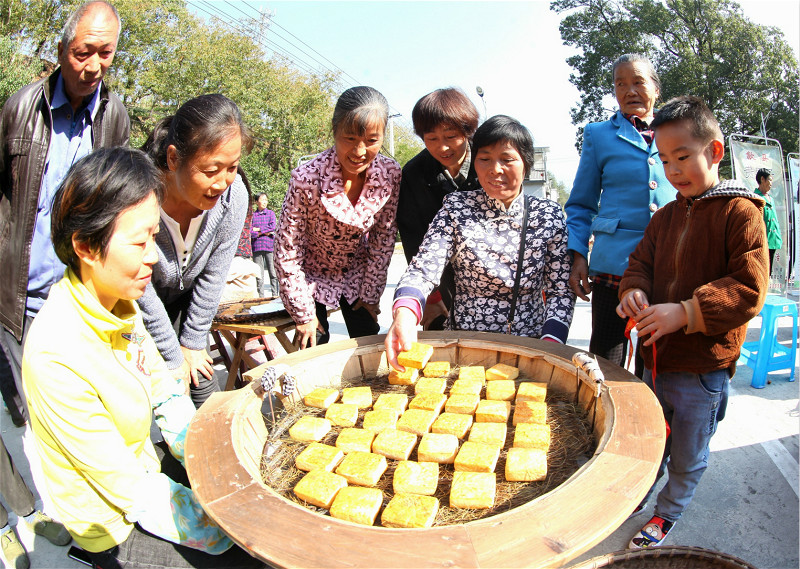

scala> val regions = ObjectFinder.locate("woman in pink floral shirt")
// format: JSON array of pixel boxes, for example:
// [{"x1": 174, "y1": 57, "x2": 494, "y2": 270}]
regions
[{"x1": 274, "y1": 87, "x2": 401, "y2": 348}]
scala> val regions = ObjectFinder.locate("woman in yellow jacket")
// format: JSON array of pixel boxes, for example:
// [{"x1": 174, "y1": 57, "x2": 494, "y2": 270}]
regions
[{"x1": 22, "y1": 148, "x2": 260, "y2": 568}]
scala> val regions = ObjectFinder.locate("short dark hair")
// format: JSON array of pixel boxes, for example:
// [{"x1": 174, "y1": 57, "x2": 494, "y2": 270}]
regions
[
  {"x1": 472, "y1": 115, "x2": 535, "y2": 177},
  {"x1": 331, "y1": 86, "x2": 389, "y2": 137},
  {"x1": 51, "y1": 147, "x2": 164, "y2": 276},
  {"x1": 411, "y1": 88, "x2": 480, "y2": 139},
  {"x1": 142, "y1": 94, "x2": 253, "y2": 171},
  {"x1": 756, "y1": 168, "x2": 772, "y2": 184},
  {"x1": 651, "y1": 95, "x2": 723, "y2": 145}
]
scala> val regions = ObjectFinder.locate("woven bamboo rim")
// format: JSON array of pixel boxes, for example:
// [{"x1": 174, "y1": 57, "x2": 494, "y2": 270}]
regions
[{"x1": 568, "y1": 546, "x2": 758, "y2": 569}]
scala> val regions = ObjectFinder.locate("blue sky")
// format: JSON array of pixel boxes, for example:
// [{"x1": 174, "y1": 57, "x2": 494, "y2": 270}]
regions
[{"x1": 192, "y1": 0, "x2": 800, "y2": 186}]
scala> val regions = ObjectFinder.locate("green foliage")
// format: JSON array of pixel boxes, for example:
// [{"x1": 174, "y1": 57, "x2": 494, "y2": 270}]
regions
[
  {"x1": 387, "y1": 121, "x2": 423, "y2": 167},
  {"x1": 551, "y1": 0, "x2": 799, "y2": 162},
  {"x1": 2, "y1": 0, "x2": 338, "y2": 212},
  {"x1": 548, "y1": 171, "x2": 570, "y2": 207}
]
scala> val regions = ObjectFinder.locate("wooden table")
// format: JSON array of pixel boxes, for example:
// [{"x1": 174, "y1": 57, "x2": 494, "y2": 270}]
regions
[{"x1": 211, "y1": 315, "x2": 298, "y2": 391}]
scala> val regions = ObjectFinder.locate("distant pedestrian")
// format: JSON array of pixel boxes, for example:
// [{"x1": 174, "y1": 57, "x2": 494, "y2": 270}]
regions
[
  {"x1": 251, "y1": 193, "x2": 279, "y2": 297},
  {"x1": 617, "y1": 96, "x2": 768, "y2": 548},
  {"x1": 754, "y1": 167, "x2": 782, "y2": 273}
]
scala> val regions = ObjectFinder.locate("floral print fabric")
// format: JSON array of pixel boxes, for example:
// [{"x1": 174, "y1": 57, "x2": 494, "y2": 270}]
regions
[
  {"x1": 274, "y1": 148, "x2": 401, "y2": 325},
  {"x1": 395, "y1": 190, "x2": 575, "y2": 341}
]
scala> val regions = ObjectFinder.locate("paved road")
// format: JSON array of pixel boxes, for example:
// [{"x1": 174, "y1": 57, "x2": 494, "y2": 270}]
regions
[{"x1": 2, "y1": 249, "x2": 797, "y2": 568}]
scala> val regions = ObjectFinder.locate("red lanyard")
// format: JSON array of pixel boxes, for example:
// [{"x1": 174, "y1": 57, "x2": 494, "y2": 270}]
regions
[{"x1": 625, "y1": 318, "x2": 670, "y2": 438}]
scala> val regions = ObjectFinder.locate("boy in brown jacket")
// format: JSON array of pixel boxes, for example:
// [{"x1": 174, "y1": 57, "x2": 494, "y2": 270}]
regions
[{"x1": 616, "y1": 96, "x2": 769, "y2": 548}]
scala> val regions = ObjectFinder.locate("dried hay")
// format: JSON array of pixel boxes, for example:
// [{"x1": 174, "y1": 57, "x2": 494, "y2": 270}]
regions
[{"x1": 259, "y1": 369, "x2": 595, "y2": 526}]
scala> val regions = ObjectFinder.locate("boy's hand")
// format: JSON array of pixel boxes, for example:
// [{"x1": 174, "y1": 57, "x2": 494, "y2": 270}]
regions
[
  {"x1": 616, "y1": 288, "x2": 649, "y2": 319},
  {"x1": 634, "y1": 303, "x2": 688, "y2": 346}
]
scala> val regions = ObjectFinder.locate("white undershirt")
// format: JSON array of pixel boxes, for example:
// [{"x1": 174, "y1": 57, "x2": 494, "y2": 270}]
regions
[{"x1": 160, "y1": 209, "x2": 207, "y2": 270}]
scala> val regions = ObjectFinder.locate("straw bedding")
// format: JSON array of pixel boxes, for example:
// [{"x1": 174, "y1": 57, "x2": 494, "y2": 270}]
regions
[{"x1": 259, "y1": 368, "x2": 596, "y2": 526}]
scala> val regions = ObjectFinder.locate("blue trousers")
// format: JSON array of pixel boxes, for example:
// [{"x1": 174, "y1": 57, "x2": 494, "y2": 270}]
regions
[{"x1": 641, "y1": 368, "x2": 729, "y2": 522}]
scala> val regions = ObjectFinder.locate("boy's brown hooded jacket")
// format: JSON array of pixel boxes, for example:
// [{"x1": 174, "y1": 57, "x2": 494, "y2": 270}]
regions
[{"x1": 620, "y1": 180, "x2": 769, "y2": 374}]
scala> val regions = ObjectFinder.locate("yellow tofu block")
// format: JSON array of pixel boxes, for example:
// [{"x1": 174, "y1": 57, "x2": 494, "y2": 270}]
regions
[
  {"x1": 335, "y1": 428, "x2": 376, "y2": 454},
  {"x1": 418, "y1": 432, "x2": 459, "y2": 464},
  {"x1": 485, "y1": 363, "x2": 519, "y2": 381},
  {"x1": 396, "y1": 409, "x2": 438, "y2": 436},
  {"x1": 516, "y1": 382, "x2": 548, "y2": 403},
  {"x1": 371, "y1": 429, "x2": 418, "y2": 461},
  {"x1": 289, "y1": 416, "x2": 332, "y2": 443},
  {"x1": 422, "y1": 361, "x2": 451, "y2": 378},
  {"x1": 303, "y1": 387, "x2": 340, "y2": 409},
  {"x1": 475, "y1": 400, "x2": 511, "y2": 423},
  {"x1": 449, "y1": 471, "x2": 496, "y2": 509},
  {"x1": 329, "y1": 486, "x2": 384, "y2": 525},
  {"x1": 381, "y1": 493, "x2": 439, "y2": 528},
  {"x1": 468, "y1": 423, "x2": 507, "y2": 448},
  {"x1": 325, "y1": 403, "x2": 359, "y2": 427},
  {"x1": 341, "y1": 386, "x2": 373, "y2": 409},
  {"x1": 513, "y1": 423, "x2": 551, "y2": 451},
  {"x1": 414, "y1": 376, "x2": 447, "y2": 395},
  {"x1": 445, "y1": 393, "x2": 479, "y2": 415},
  {"x1": 295, "y1": 442, "x2": 345, "y2": 472},
  {"x1": 485, "y1": 379, "x2": 517, "y2": 402},
  {"x1": 431, "y1": 412, "x2": 473, "y2": 439},
  {"x1": 388, "y1": 367, "x2": 419, "y2": 386},
  {"x1": 362, "y1": 409, "x2": 399, "y2": 434},
  {"x1": 397, "y1": 342, "x2": 435, "y2": 369},
  {"x1": 505, "y1": 447, "x2": 548, "y2": 482},
  {"x1": 450, "y1": 379, "x2": 483, "y2": 396},
  {"x1": 454, "y1": 441, "x2": 500, "y2": 473},
  {"x1": 334, "y1": 451, "x2": 388, "y2": 487},
  {"x1": 409, "y1": 392, "x2": 447, "y2": 414},
  {"x1": 373, "y1": 393, "x2": 409, "y2": 416},
  {"x1": 293, "y1": 469, "x2": 348, "y2": 509},
  {"x1": 513, "y1": 400, "x2": 548, "y2": 425},
  {"x1": 392, "y1": 461, "x2": 439, "y2": 496},
  {"x1": 458, "y1": 366, "x2": 486, "y2": 383}
]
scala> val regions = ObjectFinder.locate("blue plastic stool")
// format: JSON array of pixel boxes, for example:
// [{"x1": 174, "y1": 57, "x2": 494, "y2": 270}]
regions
[{"x1": 738, "y1": 294, "x2": 798, "y2": 388}]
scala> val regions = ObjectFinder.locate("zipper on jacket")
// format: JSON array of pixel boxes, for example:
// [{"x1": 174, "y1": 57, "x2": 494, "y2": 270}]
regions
[{"x1": 667, "y1": 199, "x2": 694, "y2": 300}]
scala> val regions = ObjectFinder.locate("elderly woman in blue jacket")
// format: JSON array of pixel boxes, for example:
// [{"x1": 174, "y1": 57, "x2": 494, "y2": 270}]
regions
[{"x1": 565, "y1": 53, "x2": 675, "y2": 374}]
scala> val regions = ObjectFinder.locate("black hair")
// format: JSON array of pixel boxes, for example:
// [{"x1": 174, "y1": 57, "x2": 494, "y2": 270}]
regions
[
  {"x1": 472, "y1": 115, "x2": 535, "y2": 177},
  {"x1": 411, "y1": 88, "x2": 480, "y2": 139},
  {"x1": 651, "y1": 95, "x2": 723, "y2": 145},
  {"x1": 756, "y1": 168, "x2": 773, "y2": 184},
  {"x1": 142, "y1": 94, "x2": 253, "y2": 171},
  {"x1": 51, "y1": 147, "x2": 164, "y2": 276},
  {"x1": 331, "y1": 86, "x2": 389, "y2": 137}
]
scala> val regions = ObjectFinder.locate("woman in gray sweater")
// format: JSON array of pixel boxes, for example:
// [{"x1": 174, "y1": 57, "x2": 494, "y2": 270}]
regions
[{"x1": 139, "y1": 94, "x2": 252, "y2": 407}]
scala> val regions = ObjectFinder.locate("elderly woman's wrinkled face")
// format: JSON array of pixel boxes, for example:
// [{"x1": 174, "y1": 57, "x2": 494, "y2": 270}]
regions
[
  {"x1": 334, "y1": 120, "x2": 385, "y2": 182},
  {"x1": 474, "y1": 140, "x2": 525, "y2": 208},
  {"x1": 614, "y1": 61, "x2": 659, "y2": 120}
]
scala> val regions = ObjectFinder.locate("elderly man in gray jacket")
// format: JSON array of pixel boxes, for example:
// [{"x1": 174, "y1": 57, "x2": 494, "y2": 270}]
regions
[{"x1": 0, "y1": 0, "x2": 130, "y2": 424}]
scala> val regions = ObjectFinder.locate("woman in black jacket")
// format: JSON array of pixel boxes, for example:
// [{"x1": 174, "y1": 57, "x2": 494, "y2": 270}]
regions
[{"x1": 397, "y1": 88, "x2": 480, "y2": 329}]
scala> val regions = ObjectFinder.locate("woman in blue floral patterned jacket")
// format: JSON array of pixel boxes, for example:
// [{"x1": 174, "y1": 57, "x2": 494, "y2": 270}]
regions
[{"x1": 386, "y1": 115, "x2": 575, "y2": 368}]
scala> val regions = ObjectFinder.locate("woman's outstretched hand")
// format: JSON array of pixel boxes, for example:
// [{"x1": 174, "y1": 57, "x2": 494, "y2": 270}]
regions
[
  {"x1": 293, "y1": 317, "x2": 323, "y2": 350},
  {"x1": 384, "y1": 307, "x2": 418, "y2": 371}
]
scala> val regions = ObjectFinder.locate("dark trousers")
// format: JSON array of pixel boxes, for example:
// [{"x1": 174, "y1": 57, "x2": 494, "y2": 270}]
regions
[
  {"x1": 590, "y1": 282, "x2": 643, "y2": 378},
  {"x1": 768, "y1": 249, "x2": 776, "y2": 274},
  {"x1": 0, "y1": 342, "x2": 25, "y2": 426},
  {"x1": 314, "y1": 297, "x2": 380, "y2": 345},
  {"x1": 0, "y1": 433, "x2": 36, "y2": 527},
  {"x1": 86, "y1": 522, "x2": 265, "y2": 569},
  {"x1": 0, "y1": 316, "x2": 34, "y2": 423},
  {"x1": 164, "y1": 293, "x2": 220, "y2": 409}
]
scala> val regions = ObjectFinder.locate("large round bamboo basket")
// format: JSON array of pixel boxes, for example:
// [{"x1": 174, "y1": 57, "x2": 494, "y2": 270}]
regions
[
  {"x1": 568, "y1": 546, "x2": 758, "y2": 569},
  {"x1": 185, "y1": 332, "x2": 666, "y2": 569}
]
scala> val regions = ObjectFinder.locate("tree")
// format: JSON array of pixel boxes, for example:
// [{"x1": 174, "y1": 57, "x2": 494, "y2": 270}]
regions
[
  {"x1": 386, "y1": 122, "x2": 423, "y2": 168},
  {"x1": 548, "y1": 171, "x2": 570, "y2": 207},
  {"x1": 551, "y1": 0, "x2": 799, "y2": 163}
]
